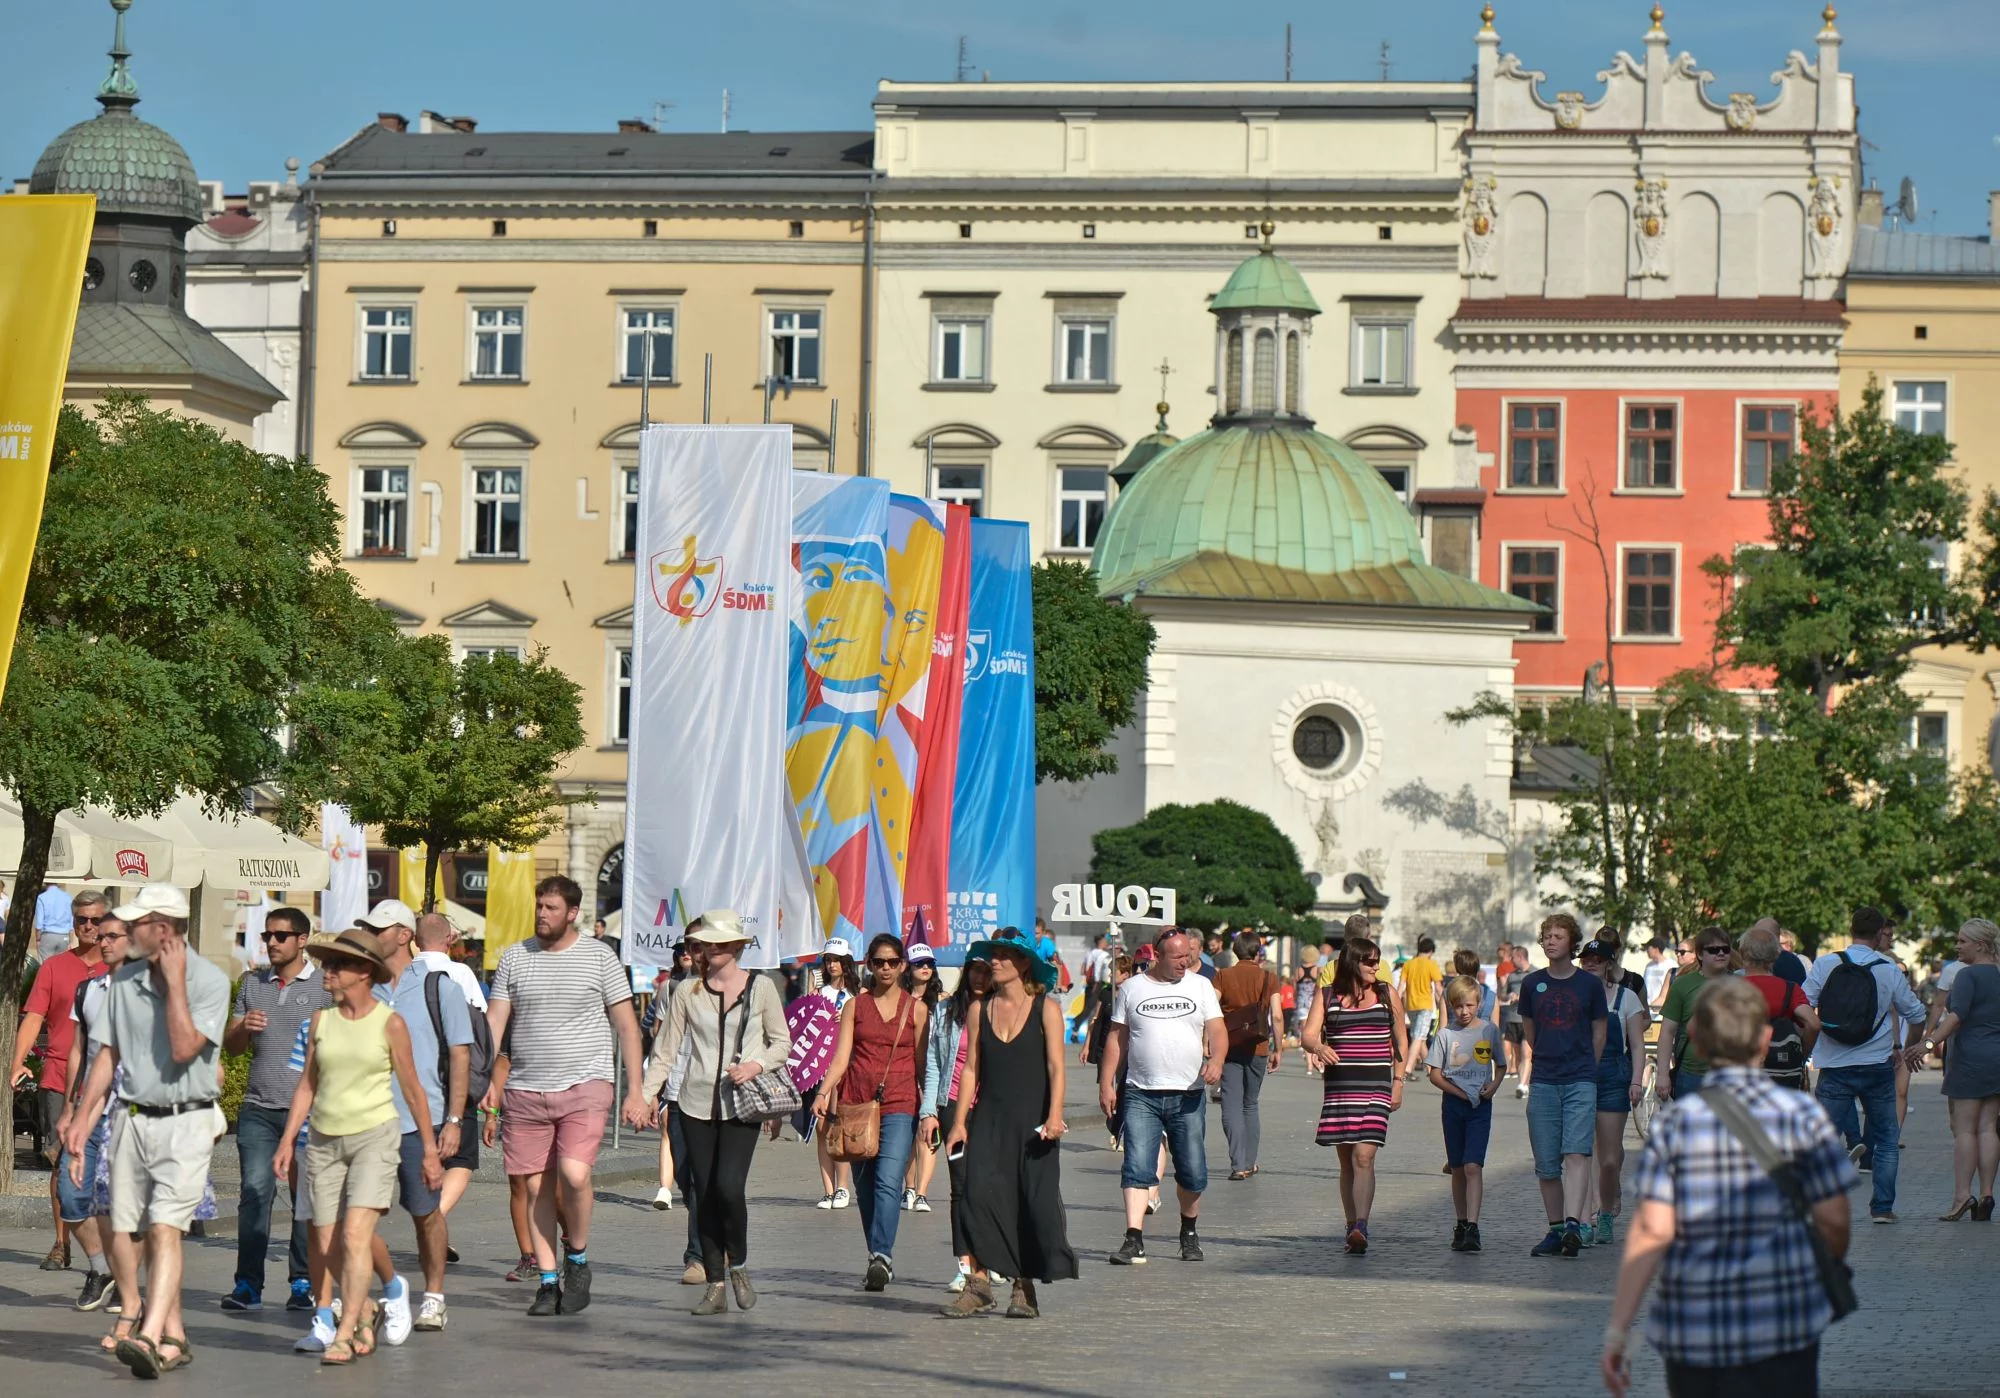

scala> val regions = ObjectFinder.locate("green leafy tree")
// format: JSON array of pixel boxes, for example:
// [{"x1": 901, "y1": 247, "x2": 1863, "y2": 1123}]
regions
[
  {"x1": 0, "y1": 398, "x2": 392, "y2": 1189},
  {"x1": 1089, "y1": 799, "x2": 1320, "y2": 937},
  {"x1": 288, "y1": 635, "x2": 588, "y2": 909},
  {"x1": 1032, "y1": 560, "x2": 1155, "y2": 784}
]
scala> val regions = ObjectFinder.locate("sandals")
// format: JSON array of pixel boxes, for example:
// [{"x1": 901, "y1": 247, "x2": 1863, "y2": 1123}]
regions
[
  {"x1": 353, "y1": 1299, "x2": 380, "y2": 1357},
  {"x1": 114, "y1": 1334, "x2": 189, "y2": 1378},
  {"x1": 321, "y1": 1338, "x2": 357, "y2": 1366},
  {"x1": 100, "y1": 1313, "x2": 140, "y2": 1356}
]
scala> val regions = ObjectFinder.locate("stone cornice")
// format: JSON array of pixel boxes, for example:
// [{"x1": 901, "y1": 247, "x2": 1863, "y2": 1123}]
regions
[
  {"x1": 876, "y1": 242, "x2": 1457, "y2": 273},
  {"x1": 320, "y1": 238, "x2": 867, "y2": 265}
]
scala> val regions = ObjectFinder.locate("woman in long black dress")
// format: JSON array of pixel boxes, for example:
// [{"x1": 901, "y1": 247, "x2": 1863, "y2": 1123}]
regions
[{"x1": 941, "y1": 933, "x2": 1077, "y2": 1319}]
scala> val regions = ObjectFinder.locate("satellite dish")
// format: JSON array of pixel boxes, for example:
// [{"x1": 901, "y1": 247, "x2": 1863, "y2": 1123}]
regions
[{"x1": 1897, "y1": 176, "x2": 1919, "y2": 226}]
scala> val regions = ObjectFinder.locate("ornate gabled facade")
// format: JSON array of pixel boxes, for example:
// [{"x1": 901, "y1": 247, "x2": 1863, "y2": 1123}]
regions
[{"x1": 1453, "y1": 5, "x2": 1859, "y2": 698}]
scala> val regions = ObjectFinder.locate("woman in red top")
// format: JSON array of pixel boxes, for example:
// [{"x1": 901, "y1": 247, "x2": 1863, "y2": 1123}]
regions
[
  {"x1": 1739, "y1": 925, "x2": 1819, "y2": 1088},
  {"x1": 816, "y1": 933, "x2": 928, "y2": 1293}
]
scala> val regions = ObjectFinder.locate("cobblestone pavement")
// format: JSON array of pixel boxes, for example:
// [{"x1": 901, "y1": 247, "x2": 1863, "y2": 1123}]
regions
[{"x1": 0, "y1": 1065, "x2": 1986, "y2": 1396}]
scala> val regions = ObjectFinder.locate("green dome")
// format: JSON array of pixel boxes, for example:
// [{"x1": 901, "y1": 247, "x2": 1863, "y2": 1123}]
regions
[
  {"x1": 31, "y1": 109, "x2": 202, "y2": 224},
  {"x1": 1091, "y1": 423, "x2": 1541, "y2": 615},
  {"x1": 1210, "y1": 249, "x2": 1321, "y2": 315}
]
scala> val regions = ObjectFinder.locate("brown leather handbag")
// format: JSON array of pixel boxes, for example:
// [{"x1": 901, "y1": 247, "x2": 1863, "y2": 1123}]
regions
[{"x1": 825, "y1": 995, "x2": 911, "y2": 1163}]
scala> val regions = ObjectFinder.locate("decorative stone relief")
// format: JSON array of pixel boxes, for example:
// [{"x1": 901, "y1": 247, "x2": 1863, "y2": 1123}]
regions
[
  {"x1": 1725, "y1": 92, "x2": 1758, "y2": 130},
  {"x1": 1807, "y1": 174, "x2": 1842, "y2": 278},
  {"x1": 1633, "y1": 178, "x2": 1670, "y2": 280},
  {"x1": 1553, "y1": 92, "x2": 1585, "y2": 130},
  {"x1": 1463, "y1": 176, "x2": 1499, "y2": 279}
]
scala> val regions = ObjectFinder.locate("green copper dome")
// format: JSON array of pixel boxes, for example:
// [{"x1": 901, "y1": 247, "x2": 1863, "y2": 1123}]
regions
[
  {"x1": 1210, "y1": 249, "x2": 1321, "y2": 315},
  {"x1": 1090, "y1": 423, "x2": 1541, "y2": 615}
]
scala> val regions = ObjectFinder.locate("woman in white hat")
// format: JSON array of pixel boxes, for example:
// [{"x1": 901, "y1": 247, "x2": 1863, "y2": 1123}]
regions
[
  {"x1": 642, "y1": 911, "x2": 791, "y2": 1316},
  {"x1": 810, "y1": 937, "x2": 859, "y2": 1209}
]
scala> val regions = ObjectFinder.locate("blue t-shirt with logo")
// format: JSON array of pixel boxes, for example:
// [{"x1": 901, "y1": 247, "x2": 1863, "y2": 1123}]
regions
[{"x1": 1518, "y1": 967, "x2": 1608, "y2": 1085}]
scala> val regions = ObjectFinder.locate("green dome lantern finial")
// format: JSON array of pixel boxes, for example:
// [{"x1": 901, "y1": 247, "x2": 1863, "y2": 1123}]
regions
[{"x1": 100, "y1": 0, "x2": 140, "y2": 111}]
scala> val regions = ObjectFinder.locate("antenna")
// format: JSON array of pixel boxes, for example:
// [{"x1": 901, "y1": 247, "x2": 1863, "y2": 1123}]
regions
[
  {"x1": 1284, "y1": 23, "x2": 1293, "y2": 81},
  {"x1": 955, "y1": 35, "x2": 973, "y2": 82},
  {"x1": 651, "y1": 99, "x2": 674, "y2": 129},
  {"x1": 720, "y1": 89, "x2": 731, "y2": 133},
  {"x1": 1379, "y1": 41, "x2": 1393, "y2": 81},
  {"x1": 1896, "y1": 176, "x2": 1919, "y2": 226}
]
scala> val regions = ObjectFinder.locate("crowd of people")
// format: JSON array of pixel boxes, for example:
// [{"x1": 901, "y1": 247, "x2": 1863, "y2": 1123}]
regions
[{"x1": 12, "y1": 878, "x2": 2000, "y2": 1394}]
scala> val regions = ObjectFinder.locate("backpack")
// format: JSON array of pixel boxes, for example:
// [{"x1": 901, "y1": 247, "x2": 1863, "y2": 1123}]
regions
[
  {"x1": 1816, "y1": 951, "x2": 1883, "y2": 1047},
  {"x1": 425, "y1": 971, "x2": 496, "y2": 1108},
  {"x1": 1765, "y1": 1003, "x2": 1808, "y2": 1089}
]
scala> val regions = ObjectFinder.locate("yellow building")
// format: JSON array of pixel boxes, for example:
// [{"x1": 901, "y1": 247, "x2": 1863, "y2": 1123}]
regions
[
  {"x1": 307, "y1": 113, "x2": 874, "y2": 911},
  {"x1": 1840, "y1": 200, "x2": 2000, "y2": 773}
]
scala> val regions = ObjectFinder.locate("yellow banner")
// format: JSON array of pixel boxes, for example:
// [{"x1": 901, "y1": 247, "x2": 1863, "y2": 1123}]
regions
[
  {"x1": 397, "y1": 846, "x2": 446, "y2": 910},
  {"x1": 0, "y1": 195, "x2": 94, "y2": 705},
  {"x1": 483, "y1": 848, "x2": 536, "y2": 968}
]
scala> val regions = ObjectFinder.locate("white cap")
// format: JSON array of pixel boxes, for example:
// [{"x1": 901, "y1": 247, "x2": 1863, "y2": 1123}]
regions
[
  {"x1": 111, "y1": 883, "x2": 191, "y2": 922},
  {"x1": 355, "y1": 898, "x2": 418, "y2": 931},
  {"x1": 907, "y1": 942, "x2": 936, "y2": 964},
  {"x1": 820, "y1": 937, "x2": 854, "y2": 959}
]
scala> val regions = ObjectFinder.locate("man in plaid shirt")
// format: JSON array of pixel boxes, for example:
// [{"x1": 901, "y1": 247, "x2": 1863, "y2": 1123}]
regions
[{"x1": 1603, "y1": 975, "x2": 1857, "y2": 1398}]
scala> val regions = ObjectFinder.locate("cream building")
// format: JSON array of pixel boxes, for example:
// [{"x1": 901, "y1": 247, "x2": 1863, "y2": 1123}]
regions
[
  {"x1": 307, "y1": 114, "x2": 874, "y2": 915},
  {"x1": 868, "y1": 81, "x2": 1478, "y2": 568},
  {"x1": 186, "y1": 167, "x2": 312, "y2": 457}
]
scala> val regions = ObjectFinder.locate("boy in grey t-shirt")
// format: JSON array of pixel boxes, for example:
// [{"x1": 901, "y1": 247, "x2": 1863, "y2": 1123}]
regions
[{"x1": 1428, "y1": 977, "x2": 1504, "y2": 1253}]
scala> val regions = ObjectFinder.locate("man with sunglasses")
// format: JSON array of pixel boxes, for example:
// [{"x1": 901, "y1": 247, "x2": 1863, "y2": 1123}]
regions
[
  {"x1": 220, "y1": 905, "x2": 330, "y2": 1311},
  {"x1": 1654, "y1": 930, "x2": 1733, "y2": 1103},
  {"x1": 10, "y1": 888, "x2": 112, "y2": 1272}
]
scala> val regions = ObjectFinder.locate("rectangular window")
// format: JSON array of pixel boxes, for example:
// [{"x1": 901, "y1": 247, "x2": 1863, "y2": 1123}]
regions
[
  {"x1": 614, "y1": 647, "x2": 633, "y2": 744},
  {"x1": 1911, "y1": 712, "x2": 1948, "y2": 753},
  {"x1": 1622, "y1": 550, "x2": 1676, "y2": 636},
  {"x1": 1740, "y1": 405, "x2": 1794, "y2": 493},
  {"x1": 471, "y1": 467, "x2": 523, "y2": 558},
  {"x1": 1508, "y1": 403, "x2": 1560, "y2": 488},
  {"x1": 1624, "y1": 405, "x2": 1677, "y2": 489},
  {"x1": 472, "y1": 306, "x2": 524, "y2": 379},
  {"x1": 360, "y1": 306, "x2": 413, "y2": 380},
  {"x1": 620, "y1": 307, "x2": 675, "y2": 383},
  {"x1": 1893, "y1": 381, "x2": 1948, "y2": 437},
  {"x1": 1057, "y1": 467, "x2": 1109, "y2": 550},
  {"x1": 768, "y1": 308, "x2": 822, "y2": 384},
  {"x1": 461, "y1": 645, "x2": 523, "y2": 661},
  {"x1": 1373, "y1": 465, "x2": 1411, "y2": 502},
  {"x1": 931, "y1": 464, "x2": 985, "y2": 516},
  {"x1": 935, "y1": 318, "x2": 988, "y2": 382},
  {"x1": 1353, "y1": 319, "x2": 1412, "y2": 388},
  {"x1": 619, "y1": 465, "x2": 640, "y2": 559},
  {"x1": 1507, "y1": 548, "x2": 1559, "y2": 634},
  {"x1": 1058, "y1": 319, "x2": 1112, "y2": 383},
  {"x1": 358, "y1": 466, "x2": 409, "y2": 556}
]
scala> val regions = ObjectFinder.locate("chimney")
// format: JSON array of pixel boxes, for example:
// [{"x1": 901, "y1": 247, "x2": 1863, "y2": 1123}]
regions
[
  {"x1": 451, "y1": 116, "x2": 478, "y2": 133},
  {"x1": 1857, "y1": 185, "x2": 1883, "y2": 229},
  {"x1": 617, "y1": 119, "x2": 654, "y2": 134},
  {"x1": 377, "y1": 112, "x2": 408, "y2": 133}
]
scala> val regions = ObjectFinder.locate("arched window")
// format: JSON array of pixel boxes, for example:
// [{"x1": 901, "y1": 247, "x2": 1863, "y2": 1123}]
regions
[
  {"x1": 1225, "y1": 329, "x2": 1243, "y2": 414},
  {"x1": 1252, "y1": 330, "x2": 1276, "y2": 413},
  {"x1": 1284, "y1": 331, "x2": 1301, "y2": 415}
]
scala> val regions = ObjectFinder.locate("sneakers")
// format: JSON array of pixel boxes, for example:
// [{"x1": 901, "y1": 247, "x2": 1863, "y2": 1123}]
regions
[
  {"x1": 221, "y1": 1280, "x2": 262, "y2": 1312},
  {"x1": 445, "y1": 1245, "x2": 460, "y2": 1265},
  {"x1": 1561, "y1": 1224, "x2": 1583, "y2": 1258},
  {"x1": 1145, "y1": 1191, "x2": 1161, "y2": 1215},
  {"x1": 561, "y1": 1257, "x2": 593, "y2": 1313},
  {"x1": 1344, "y1": 1222, "x2": 1368, "y2": 1256},
  {"x1": 75, "y1": 1271, "x2": 114, "y2": 1312},
  {"x1": 1514, "y1": 1083, "x2": 1529, "y2": 1099},
  {"x1": 1530, "y1": 1228, "x2": 1565, "y2": 1258},
  {"x1": 1594, "y1": 1211, "x2": 1616, "y2": 1247},
  {"x1": 1450, "y1": 1221, "x2": 1469, "y2": 1252},
  {"x1": 1851, "y1": 1143, "x2": 1873, "y2": 1173},
  {"x1": 505, "y1": 1253, "x2": 538, "y2": 1282},
  {"x1": 1109, "y1": 1231, "x2": 1148, "y2": 1266},
  {"x1": 947, "y1": 1262, "x2": 970, "y2": 1294},
  {"x1": 1179, "y1": 1231, "x2": 1204, "y2": 1262},
  {"x1": 413, "y1": 1295, "x2": 448, "y2": 1332},
  {"x1": 286, "y1": 1279, "x2": 314, "y2": 1312},
  {"x1": 912, "y1": 1194, "x2": 932, "y2": 1213},
  {"x1": 653, "y1": 1186, "x2": 675, "y2": 1211},
  {"x1": 527, "y1": 1281, "x2": 562, "y2": 1316},
  {"x1": 294, "y1": 1307, "x2": 335, "y2": 1354},
  {"x1": 901, "y1": 1187, "x2": 917, "y2": 1211},
  {"x1": 1871, "y1": 1211, "x2": 1898, "y2": 1224},
  {"x1": 380, "y1": 1278, "x2": 413, "y2": 1345},
  {"x1": 1461, "y1": 1222, "x2": 1483, "y2": 1252},
  {"x1": 1577, "y1": 1219, "x2": 1596, "y2": 1249},
  {"x1": 864, "y1": 1253, "x2": 894, "y2": 1291},
  {"x1": 831, "y1": 1187, "x2": 853, "y2": 1209},
  {"x1": 816, "y1": 1192, "x2": 837, "y2": 1209}
]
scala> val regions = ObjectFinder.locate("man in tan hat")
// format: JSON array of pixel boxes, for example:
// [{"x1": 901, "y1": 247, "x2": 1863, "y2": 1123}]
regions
[{"x1": 66, "y1": 884, "x2": 231, "y2": 1378}]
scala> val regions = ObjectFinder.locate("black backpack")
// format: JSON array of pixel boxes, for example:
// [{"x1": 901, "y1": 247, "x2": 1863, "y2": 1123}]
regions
[
  {"x1": 425, "y1": 971, "x2": 496, "y2": 1108},
  {"x1": 1816, "y1": 951, "x2": 1882, "y2": 1047},
  {"x1": 1764, "y1": 998, "x2": 1808, "y2": 1088}
]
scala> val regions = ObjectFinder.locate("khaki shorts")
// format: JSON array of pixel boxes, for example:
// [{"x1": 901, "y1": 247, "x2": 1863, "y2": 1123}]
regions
[
  {"x1": 306, "y1": 1119, "x2": 401, "y2": 1227},
  {"x1": 109, "y1": 1105, "x2": 223, "y2": 1235}
]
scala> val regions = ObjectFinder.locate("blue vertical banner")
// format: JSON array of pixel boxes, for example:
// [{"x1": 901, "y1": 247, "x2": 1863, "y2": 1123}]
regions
[{"x1": 943, "y1": 519, "x2": 1036, "y2": 963}]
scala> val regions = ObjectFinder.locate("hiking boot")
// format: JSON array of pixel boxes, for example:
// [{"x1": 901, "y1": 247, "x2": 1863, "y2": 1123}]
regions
[
  {"x1": 1461, "y1": 1222, "x2": 1483, "y2": 1252},
  {"x1": 527, "y1": 1281, "x2": 562, "y2": 1317},
  {"x1": 1006, "y1": 1278, "x2": 1040, "y2": 1319},
  {"x1": 1561, "y1": 1224, "x2": 1583, "y2": 1257},
  {"x1": 729, "y1": 1268, "x2": 757, "y2": 1311},
  {"x1": 1530, "y1": 1228, "x2": 1564, "y2": 1258},
  {"x1": 864, "y1": 1253, "x2": 894, "y2": 1292},
  {"x1": 1109, "y1": 1232, "x2": 1147, "y2": 1266},
  {"x1": 1179, "y1": 1231, "x2": 1204, "y2": 1262},
  {"x1": 1449, "y1": 1221, "x2": 1469, "y2": 1252},
  {"x1": 938, "y1": 1274, "x2": 996, "y2": 1318},
  {"x1": 682, "y1": 1261, "x2": 708, "y2": 1286},
  {"x1": 691, "y1": 1282, "x2": 728, "y2": 1316},
  {"x1": 75, "y1": 1271, "x2": 114, "y2": 1312},
  {"x1": 560, "y1": 1258, "x2": 592, "y2": 1313}
]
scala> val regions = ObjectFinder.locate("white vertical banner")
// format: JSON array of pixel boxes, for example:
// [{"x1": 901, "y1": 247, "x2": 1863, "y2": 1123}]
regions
[
  {"x1": 319, "y1": 803, "x2": 369, "y2": 936},
  {"x1": 624, "y1": 425, "x2": 802, "y2": 968}
]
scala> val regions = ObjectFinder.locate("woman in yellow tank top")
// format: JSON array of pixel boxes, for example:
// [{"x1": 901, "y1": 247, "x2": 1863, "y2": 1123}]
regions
[{"x1": 274, "y1": 930, "x2": 439, "y2": 1365}]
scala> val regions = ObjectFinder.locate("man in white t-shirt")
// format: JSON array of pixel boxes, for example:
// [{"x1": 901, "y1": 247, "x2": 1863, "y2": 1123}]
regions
[
  {"x1": 1098, "y1": 929, "x2": 1225, "y2": 1267},
  {"x1": 1072, "y1": 933, "x2": 1114, "y2": 1043},
  {"x1": 1642, "y1": 941, "x2": 1674, "y2": 1023}
]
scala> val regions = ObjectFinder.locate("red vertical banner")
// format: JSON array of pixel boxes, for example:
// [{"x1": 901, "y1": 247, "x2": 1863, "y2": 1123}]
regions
[{"x1": 902, "y1": 505, "x2": 971, "y2": 946}]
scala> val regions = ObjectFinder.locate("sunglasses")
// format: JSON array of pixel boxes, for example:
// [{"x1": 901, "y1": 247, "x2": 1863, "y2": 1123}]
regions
[
  {"x1": 263, "y1": 930, "x2": 301, "y2": 943},
  {"x1": 1699, "y1": 946, "x2": 1731, "y2": 956},
  {"x1": 1359, "y1": 955, "x2": 1381, "y2": 966},
  {"x1": 76, "y1": 914, "x2": 106, "y2": 925},
  {"x1": 870, "y1": 957, "x2": 905, "y2": 969}
]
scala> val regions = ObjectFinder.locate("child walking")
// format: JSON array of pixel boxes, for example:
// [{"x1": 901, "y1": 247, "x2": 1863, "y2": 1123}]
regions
[{"x1": 1428, "y1": 977, "x2": 1503, "y2": 1252}]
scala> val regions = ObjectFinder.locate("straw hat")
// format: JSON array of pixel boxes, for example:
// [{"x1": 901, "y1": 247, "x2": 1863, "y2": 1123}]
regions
[
  {"x1": 307, "y1": 928, "x2": 393, "y2": 984},
  {"x1": 685, "y1": 909, "x2": 752, "y2": 945}
]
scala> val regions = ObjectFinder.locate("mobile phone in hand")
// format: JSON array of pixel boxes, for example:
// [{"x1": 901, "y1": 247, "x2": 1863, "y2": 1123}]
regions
[{"x1": 946, "y1": 1141, "x2": 965, "y2": 1162}]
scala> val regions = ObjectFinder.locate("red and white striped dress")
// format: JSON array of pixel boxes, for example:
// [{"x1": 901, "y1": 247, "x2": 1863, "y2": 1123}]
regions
[{"x1": 1316, "y1": 994, "x2": 1396, "y2": 1147}]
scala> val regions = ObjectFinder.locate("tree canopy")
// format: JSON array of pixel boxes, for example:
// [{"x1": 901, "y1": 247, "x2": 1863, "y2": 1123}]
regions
[
  {"x1": 1089, "y1": 799, "x2": 1320, "y2": 938},
  {"x1": 1032, "y1": 560, "x2": 1155, "y2": 784}
]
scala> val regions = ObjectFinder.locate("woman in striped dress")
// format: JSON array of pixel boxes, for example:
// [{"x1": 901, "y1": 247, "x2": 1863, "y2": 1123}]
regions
[{"x1": 1303, "y1": 936, "x2": 1408, "y2": 1254}]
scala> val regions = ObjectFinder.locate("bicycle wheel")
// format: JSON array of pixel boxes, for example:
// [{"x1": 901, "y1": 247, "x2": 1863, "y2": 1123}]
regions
[{"x1": 1631, "y1": 1089, "x2": 1659, "y2": 1142}]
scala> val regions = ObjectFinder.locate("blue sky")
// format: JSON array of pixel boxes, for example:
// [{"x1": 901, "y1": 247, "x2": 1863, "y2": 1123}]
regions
[{"x1": 8, "y1": 0, "x2": 1996, "y2": 233}]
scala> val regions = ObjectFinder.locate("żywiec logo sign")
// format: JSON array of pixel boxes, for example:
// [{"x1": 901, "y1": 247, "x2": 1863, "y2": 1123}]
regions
[{"x1": 114, "y1": 848, "x2": 150, "y2": 878}]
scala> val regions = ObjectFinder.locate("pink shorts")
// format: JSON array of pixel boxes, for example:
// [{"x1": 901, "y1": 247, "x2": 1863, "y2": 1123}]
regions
[{"x1": 501, "y1": 1080, "x2": 614, "y2": 1177}]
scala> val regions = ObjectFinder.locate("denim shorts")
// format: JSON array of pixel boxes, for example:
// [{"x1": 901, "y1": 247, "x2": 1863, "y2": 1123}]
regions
[
  {"x1": 1441, "y1": 1093, "x2": 1492, "y2": 1169},
  {"x1": 1119, "y1": 1087, "x2": 1208, "y2": 1194},
  {"x1": 1596, "y1": 1075, "x2": 1634, "y2": 1115},
  {"x1": 1525, "y1": 1080, "x2": 1596, "y2": 1178},
  {"x1": 56, "y1": 1115, "x2": 109, "y2": 1224},
  {"x1": 397, "y1": 1130, "x2": 442, "y2": 1217}
]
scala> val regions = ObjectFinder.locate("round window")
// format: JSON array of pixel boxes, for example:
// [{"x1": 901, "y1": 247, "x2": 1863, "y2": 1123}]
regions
[
  {"x1": 1292, "y1": 714, "x2": 1347, "y2": 771},
  {"x1": 129, "y1": 259, "x2": 157, "y2": 293},
  {"x1": 82, "y1": 257, "x2": 104, "y2": 292}
]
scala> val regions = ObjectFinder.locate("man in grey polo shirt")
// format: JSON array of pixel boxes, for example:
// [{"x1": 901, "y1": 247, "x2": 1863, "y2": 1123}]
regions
[
  {"x1": 66, "y1": 883, "x2": 231, "y2": 1380},
  {"x1": 220, "y1": 904, "x2": 329, "y2": 1312}
]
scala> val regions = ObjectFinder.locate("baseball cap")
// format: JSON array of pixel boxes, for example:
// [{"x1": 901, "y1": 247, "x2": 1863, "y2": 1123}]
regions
[
  {"x1": 1579, "y1": 938, "x2": 1620, "y2": 962},
  {"x1": 355, "y1": 898, "x2": 418, "y2": 931},
  {"x1": 907, "y1": 943, "x2": 936, "y2": 965},
  {"x1": 1133, "y1": 945, "x2": 1156, "y2": 965},
  {"x1": 111, "y1": 883, "x2": 190, "y2": 922},
  {"x1": 820, "y1": 937, "x2": 854, "y2": 959}
]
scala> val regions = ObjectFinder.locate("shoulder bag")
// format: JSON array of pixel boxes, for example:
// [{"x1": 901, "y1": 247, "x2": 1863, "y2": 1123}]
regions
[
  {"x1": 722, "y1": 979, "x2": 803, "y2": 1124},
  {"x1": 825, "y1": 994, "x2": 911, "y2": 1163},
  {"x1": 1699, "y1": 1086, "x2": 1858, "y2": 1321}
]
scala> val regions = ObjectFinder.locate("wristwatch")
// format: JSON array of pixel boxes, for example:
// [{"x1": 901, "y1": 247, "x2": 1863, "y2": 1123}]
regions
[{"x1": 443, "y1": 1114, "x2": 463, "y2": 1126}]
